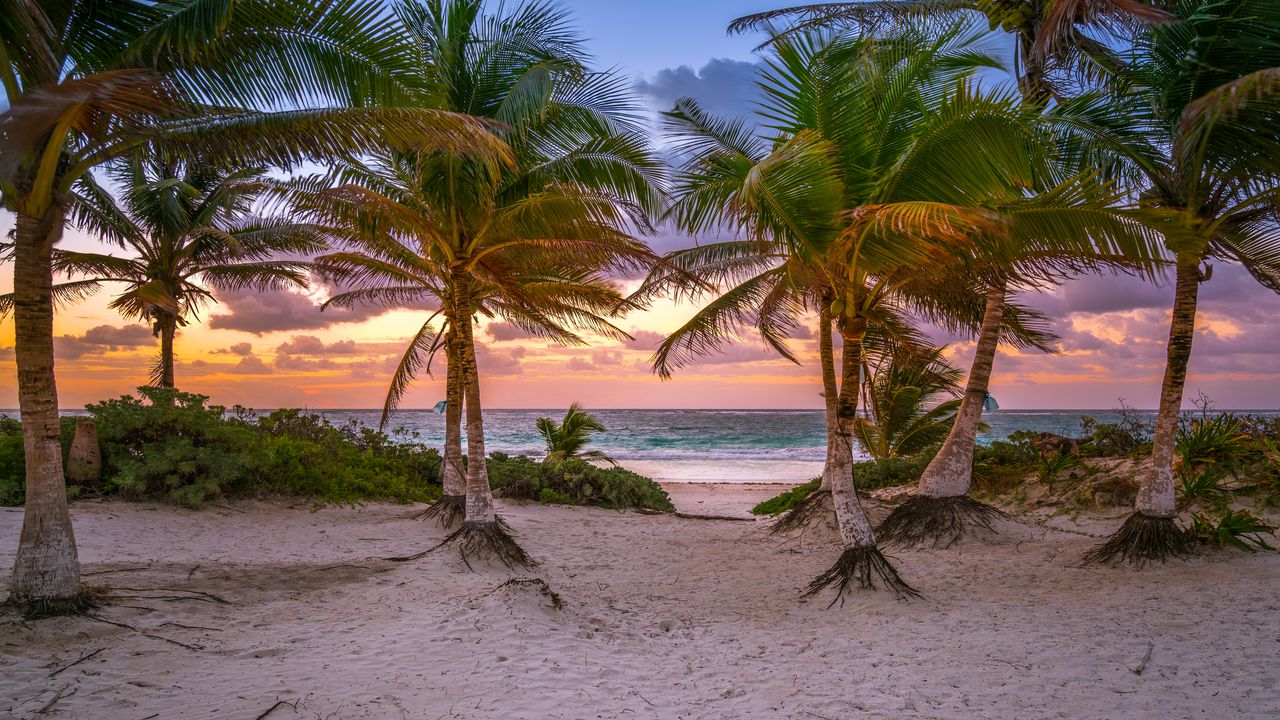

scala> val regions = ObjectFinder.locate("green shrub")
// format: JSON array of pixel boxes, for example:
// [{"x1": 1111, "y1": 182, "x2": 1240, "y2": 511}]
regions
[
  {"x1": 751, "y1": 455, "x2": 932, "y2": 516},
  {"x1": 1080, "y1": 404, "x2": 1152, "y2": 457},
  {"x1": 1189, "y1": 510, "x2": 1276, "y2": 552},
  {"x1": 488, "y1": 453, "x2": 673, "y2": 511},
  {"x1": 751, "y1": 478, "x2": 820, "y2": 516},
  {"x1": 80, "y1": 387, "x2": 441, "y2": 507},
  {"x1": 1178, "y1": 468, "x2": 1227, "y2": 506},
  {"x1": 0, "y1": 416, "x2": 23, "y2": 505},
  {"x1": 1036, "y1": 451, "x2": 1082, "y2": 485},
  {"x1": 1177, "y1": 414, "x2": 1251, "y2": 471}
]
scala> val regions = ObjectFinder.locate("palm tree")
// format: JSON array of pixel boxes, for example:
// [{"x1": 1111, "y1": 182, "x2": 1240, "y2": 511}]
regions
[
  {"x1": 0, "y1": 0, "x2": 503, "y2": 616},
  {"x1": 1082, "y1": 0, "x2": 1280, "y2": 565},
  {"x1": 536, "y1": 403, "x2": 615, "y2": 464},
  {"x1": 308, "y1": 0, "x2": 666, "y2": 565},
  {"x1": 733, "y1": 2, "x2": 1173, "y2": 548},
  {"x1": 854, "y1": 347, "x2": 971, "y2": 461},
  {"x1": 643, "y1": 26, "x2": 1043, "y2": 602},
  {"x1": 647, "y1": 26, "x2": 1162, "y2": 600},
  {"x1": 2, "y1": 157, "x2": 331, "y2": 388}
]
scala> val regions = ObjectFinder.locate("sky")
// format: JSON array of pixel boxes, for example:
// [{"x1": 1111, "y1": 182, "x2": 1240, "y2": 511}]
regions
[{"x1": 2, "y1": 1, "x2": 1279, "y2": 411}]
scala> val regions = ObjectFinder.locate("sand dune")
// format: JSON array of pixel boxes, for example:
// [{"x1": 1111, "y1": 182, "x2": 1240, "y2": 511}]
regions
[{"x1": 2, "y1": 486, "x2": 1278, "y2": 719}]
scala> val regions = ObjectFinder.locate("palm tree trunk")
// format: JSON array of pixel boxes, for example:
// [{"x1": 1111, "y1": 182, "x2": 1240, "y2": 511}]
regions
[
  {"x1": 829, "y1": 318, "x2": 876, "y2": 548},
  {"x1": 441, "y1": 327, "x2": 466, "y2": 499},
  {"x1": 1083, "y1": 261, "x2": 1199, "y2": 565},
  {"x1": 453, "y1": 296, "x2": 495, "y2": 525},
  {"x1": 803, "y1": 316, "x2": 919, "y2": 603},
  {"x1": 1140, "y1": 261, "x2": 1201, "y2": 518},
  {"x1": 9, "y1": 208, "x2": 86, "y2": 615},
  {"x1": 156, "y1": 315, "x2": 177, "y2": 388},
  {"x1": 818, "y1": 301, "x2": 837, "y2": 493},
  {"x1": 436, "y1": 273, "x2": 532, "y2": 568},
  {"x1": 915, "y1": 282, "x2": 1006, "y2": 498}
]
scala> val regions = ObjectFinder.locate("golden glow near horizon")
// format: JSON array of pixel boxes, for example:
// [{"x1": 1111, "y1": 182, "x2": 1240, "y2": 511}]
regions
[{"x1": 3, "y1": 219, "x2": 1280, "y2": 411}]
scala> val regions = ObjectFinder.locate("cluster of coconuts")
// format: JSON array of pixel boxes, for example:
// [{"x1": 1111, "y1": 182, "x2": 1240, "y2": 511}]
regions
[{"x1": 976, "y1": 0, "x2": 1037, "y2": 33}]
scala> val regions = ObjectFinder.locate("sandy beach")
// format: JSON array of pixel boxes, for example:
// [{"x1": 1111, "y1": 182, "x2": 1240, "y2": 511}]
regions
[{"x1": 2, "y1": 484, "x2": 1278, "y2": 720}]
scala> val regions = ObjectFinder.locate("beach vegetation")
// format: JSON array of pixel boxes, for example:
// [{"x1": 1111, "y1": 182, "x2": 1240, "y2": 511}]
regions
[
  {"x1": 1189, "y1": 510, "x2": 1277, "y2": 553},
  {"x1": 536, "y1": 404, "x2": 616, "y2": 465},
  {"x1": 488, "y1": 453, "x2": 674, "y2": 513}
]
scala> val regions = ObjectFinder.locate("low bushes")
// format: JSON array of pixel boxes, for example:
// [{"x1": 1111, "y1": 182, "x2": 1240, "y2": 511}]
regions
[
  {"x1": 488, "y1": 453, "x2": 674, "y2": 512},
  {"x1": 1, "y1": 387, "x2": 671, "y2": 513},
  {"x1": 2, "y1": 388, "x2": 443, "y2": 507},
  {"x1": 751, "y1": 455, "x2": 933, "y2": 516}
]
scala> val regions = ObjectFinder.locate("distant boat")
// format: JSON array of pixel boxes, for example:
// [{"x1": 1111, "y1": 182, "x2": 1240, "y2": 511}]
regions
[{"x1": 432, "y1": 401, "x2": 447, "y2": 415}]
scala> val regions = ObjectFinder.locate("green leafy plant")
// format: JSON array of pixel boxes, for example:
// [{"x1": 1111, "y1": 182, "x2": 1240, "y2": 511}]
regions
[
  {"x1": 1178, "y1": 468, "x2": 1228, "y2": 506},
  {"x1": 1189, "y1": 510, "x2": 1277, "y2": 553},
  {"x1": 488, "y1": 454, "x2": 673, "y2": 512},
  {"x1": 535, "y1": 403, "x2": 616, "y2": 464},
  {"x1": 1177, "y1": 414, "x2": 1251, "y2": 471},
  {"x1": 1036, "y1": 451, "x2": 1082, "y2": 485},
  {"x1": 752, "y1": 479, "x2": 821, "y2": 516}
]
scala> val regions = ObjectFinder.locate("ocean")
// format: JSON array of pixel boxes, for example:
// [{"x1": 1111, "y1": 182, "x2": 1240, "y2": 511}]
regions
[
  {"x1": 309, "y1": 407, "x2": 1280, "y2": 483},
  {"x1": 24, "y1": 407, "x2": 1278, "y2": 483}
]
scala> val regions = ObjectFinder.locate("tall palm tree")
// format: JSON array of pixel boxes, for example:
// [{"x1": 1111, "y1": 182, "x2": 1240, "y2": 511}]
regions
[
  {"x1": 647, "y1": 26, "x2": 1161, "y2": 600},
  {"x1": 2, "y1": 157, "x2": 331, "y2": 388},
  {"x1": 309, "y1": 0, "x2": 666, "y2": 565},
  {"x1": 643, "y1": 26, "x2": 1046, "y2": 602},
  {"x1": 536, "y1": 403, "x2": 615, "y2": 464},
  {"x1": 1082, "y1": 0, "x2": 1280, "y2": 565},
  {"x1": 0, "y1": 0, "x2": 503, "y2": 616},
  {"x1": 854, "y1": 346, "x2": 971, "y2": 461},
  {"x1": 733, "y1": 1, "x2": 1173, "y2": 548}
]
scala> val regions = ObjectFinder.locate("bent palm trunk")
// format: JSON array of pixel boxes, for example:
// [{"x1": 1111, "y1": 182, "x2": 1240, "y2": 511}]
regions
[
  {"x1": 436, "y1": 279, "x2": 533, "y2": 568},
  {"x1": 877, "y1": 283, "x2": 1010, "y2": 547},
  {"x1": 9, "y1": 209, "x2": 89, "y2": 617},
  {"x1": 804, "y1": 318, "x2": 919, "y2": 605},
  {"x1": 1085, "y1": 261, "x2": 1198, "y2": 565}
]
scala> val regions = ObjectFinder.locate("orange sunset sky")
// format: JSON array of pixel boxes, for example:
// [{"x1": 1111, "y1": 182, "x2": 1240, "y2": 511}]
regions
[{"x1": 3, "y1": 1, "x2": 1279, "y2": 411}]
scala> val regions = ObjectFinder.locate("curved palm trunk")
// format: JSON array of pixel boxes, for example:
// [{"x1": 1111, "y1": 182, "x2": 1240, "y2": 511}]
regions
[
  {"x1": 156, "y1": 315, "x2": 177, "y2": 389},
  {"x1": 1139, "y1": 261, "x2": 1201, "y2": 519},
  {"x1": 9, "y1": 209, "x2": 87, "y2": 616},
  {"x1": 916, "y1": 282, "x2": 1006, "y2": 498},
  {"x1": 828, "y1": 320, "x2": 876, "y2": 548},
  {"x1": 877, "y1": 283, "x2": 1010, "y2": 547},
  {"x1": 1084, "y1": 261, "x2": 1198, "y2": 565},
  {"x1": 803, "y1": 317, "x2": 919, "y2": 604}
]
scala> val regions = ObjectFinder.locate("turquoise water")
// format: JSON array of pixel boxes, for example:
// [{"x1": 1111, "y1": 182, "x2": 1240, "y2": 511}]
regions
[
  {"x1": 33, "y1": 406, "x2": 1277, "y2": 483},
  {"x1": 313, "y1": 408, "x2": 1280, "y2": 483}
]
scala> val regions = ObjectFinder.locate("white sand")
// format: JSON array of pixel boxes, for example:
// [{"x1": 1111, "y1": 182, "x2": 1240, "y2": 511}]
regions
[{"x1": 2, "y1": 485, "x2": 1279, "y2": 720}]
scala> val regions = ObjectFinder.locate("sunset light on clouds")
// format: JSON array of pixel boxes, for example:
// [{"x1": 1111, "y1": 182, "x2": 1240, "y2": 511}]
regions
[{"x1": 3, "y1": 0, "x2": 1279, "y2": 411}]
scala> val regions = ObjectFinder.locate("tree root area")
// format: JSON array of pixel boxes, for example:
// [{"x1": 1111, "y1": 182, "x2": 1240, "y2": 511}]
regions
[
  {"x1": 414, "y1": 494, "x2": 465, "y2": 529},
  {"x1": 9, "y1": 591, "x2": 100, "y2": 620},
  {"x1": 770, "y1": 489, "x2": 833, "y2": 536},
  {"x1": 1081, "y1": 512, "x2": 1194, "y2": 567},
  {"x1": 432, "y1": 520, "x2": 536, "y2": 570},
  {"x1": 802, "y1": 545, "x2": 921, "y2": 607},
  {"x1": 876, "y1": 494, "x2": 1009, "y2": 549}
]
